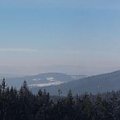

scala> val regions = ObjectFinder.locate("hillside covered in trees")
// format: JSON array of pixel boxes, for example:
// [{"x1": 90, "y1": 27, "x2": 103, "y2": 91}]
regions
[{"x1": 1, "y1": 79, "x2": 120, "y2": 120}]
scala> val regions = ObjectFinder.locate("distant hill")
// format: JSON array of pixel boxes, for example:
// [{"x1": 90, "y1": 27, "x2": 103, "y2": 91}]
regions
[
  {"x1": 3, "y1": 70, "x2": 120, "y2": 96},
  {"x1": 31, "y1": 70, "x2": 120, "y2": 95},
  {"x1": 0, "y1": 73, "x2": 86, "y2": 89}
]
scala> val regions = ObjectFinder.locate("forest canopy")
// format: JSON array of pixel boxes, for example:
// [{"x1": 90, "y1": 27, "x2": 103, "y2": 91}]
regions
[{"x1": 0, "y1": 79, "x2": 120, "y2": 120}]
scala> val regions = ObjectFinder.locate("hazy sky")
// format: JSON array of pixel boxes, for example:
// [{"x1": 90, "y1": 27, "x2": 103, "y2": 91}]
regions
[{"x1": 0, "y1": 0, "x2": 120, "y2": 75}]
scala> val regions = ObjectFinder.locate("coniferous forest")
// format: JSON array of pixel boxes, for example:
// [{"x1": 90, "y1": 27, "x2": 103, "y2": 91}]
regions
[{"x1": 1, "y1": 79, "x2": 120, "y2": 120}]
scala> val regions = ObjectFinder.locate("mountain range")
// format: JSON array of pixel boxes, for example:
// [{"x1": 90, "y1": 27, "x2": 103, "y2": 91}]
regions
[
  {"x1": 1, "y1": 70, "x2": 120, "y2": 95},
  {"x1": 0, "y1": 73, "x2": 86, "y2": 89},
  {"x1": 30, "y1": 70, "x2": 120, "y2": 95}
]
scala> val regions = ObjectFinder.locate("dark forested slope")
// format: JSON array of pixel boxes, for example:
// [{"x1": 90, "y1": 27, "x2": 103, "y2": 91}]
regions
[{"x1": 34, "y1": 70, "x2": 120, "y2": 95}]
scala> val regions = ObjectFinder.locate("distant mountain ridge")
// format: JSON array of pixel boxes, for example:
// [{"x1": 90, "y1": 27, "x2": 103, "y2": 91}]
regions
[
  {"x1": 31, "y1": 70, "x2": 120, "y2": 95},
  {"x1": 2, "y1": 70, "x2": 120, "y2": 96},
  {"x1": 0, "y1": 73, "x2": 86, "y2": 89}
]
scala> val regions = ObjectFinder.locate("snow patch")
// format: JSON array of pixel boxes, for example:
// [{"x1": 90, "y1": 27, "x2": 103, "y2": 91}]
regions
[
  {"x1": 29, "y1": 81, "x2": 64, "y2": 87},
  {"x1": 32, "y1": 78, "x2": 41, "y2": 81},
  {"x1": 46, "y1": 77, "x2": 55, "y2": 82}
]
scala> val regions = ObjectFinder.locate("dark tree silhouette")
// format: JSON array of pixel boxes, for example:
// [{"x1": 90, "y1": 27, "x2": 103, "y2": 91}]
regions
[{"x1": 0, "y1": 79, "x2": 120, "y2": 120}]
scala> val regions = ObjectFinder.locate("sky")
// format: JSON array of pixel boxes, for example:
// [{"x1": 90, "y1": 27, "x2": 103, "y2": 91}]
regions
[{"x1": 0, "y1": 0, "x2": 120, "y2": 76}]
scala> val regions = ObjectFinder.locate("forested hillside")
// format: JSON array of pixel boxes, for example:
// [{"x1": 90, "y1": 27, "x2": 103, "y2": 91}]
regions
[{"x1": 1, "y1": 78, "x2": 120, "y2": 120}]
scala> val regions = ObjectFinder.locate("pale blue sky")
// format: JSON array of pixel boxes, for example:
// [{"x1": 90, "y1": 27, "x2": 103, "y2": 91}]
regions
[{"x1": 0, "y1": 0, "x2": 120, "y2": 75}]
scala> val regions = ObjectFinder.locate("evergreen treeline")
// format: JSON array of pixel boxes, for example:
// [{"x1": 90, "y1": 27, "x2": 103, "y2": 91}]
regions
[{"x1": 1, "y1": 79, "x2": 120, "y2": 120}]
